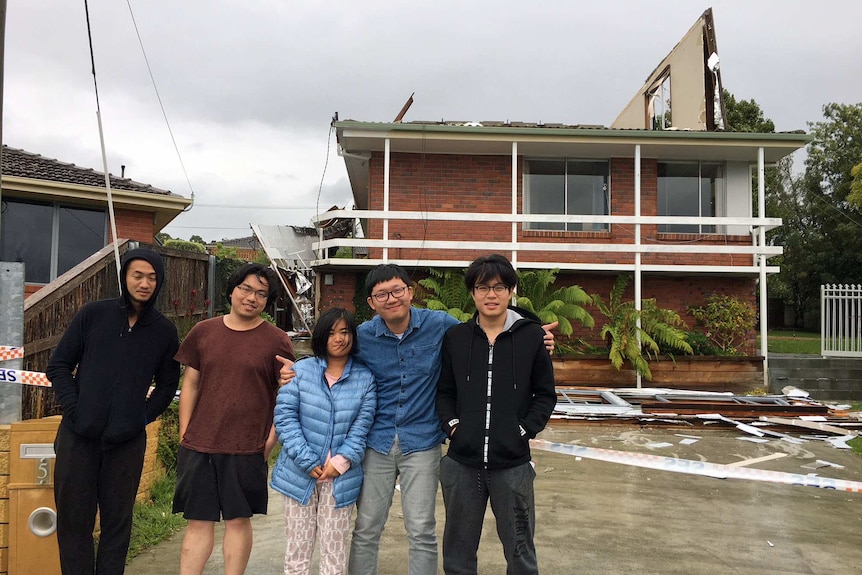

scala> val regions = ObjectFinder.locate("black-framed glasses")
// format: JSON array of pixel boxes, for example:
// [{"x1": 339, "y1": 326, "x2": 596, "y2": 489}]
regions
[
  {"x1": 237, "y1": 283, "x2": 269, "y2": 301},
  {"x1": 473, "y1": 284, "x2": 511, "y2": 295},
  {"x1": 370, "y1": 285, "x2": 409, "y2": 302}
]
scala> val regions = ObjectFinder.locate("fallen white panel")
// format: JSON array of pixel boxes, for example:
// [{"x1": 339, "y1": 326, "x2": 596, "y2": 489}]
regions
[{"x1": 727, "y1": 452, "x2": 788, "y2": 468}]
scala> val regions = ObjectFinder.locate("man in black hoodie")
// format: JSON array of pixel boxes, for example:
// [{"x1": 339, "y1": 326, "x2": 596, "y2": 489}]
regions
[
  {"x1": 436, "y1": 254, "x2": 556, "y2": 575},
  {"x1": 47, "y1": 248, "x2": 180, "y2": 575}
]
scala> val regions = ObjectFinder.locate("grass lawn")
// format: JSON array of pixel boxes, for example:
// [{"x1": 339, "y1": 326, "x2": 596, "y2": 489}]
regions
[
  {"x1": 759, "y1": 329, "x2": 820, "y2": 354},
  {"x1": 127, "y1": 472, "x2": 186, "y2": 562}
]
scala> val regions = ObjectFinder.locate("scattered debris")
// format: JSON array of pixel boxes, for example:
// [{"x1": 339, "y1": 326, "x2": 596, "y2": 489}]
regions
[
  {"x1": 550, "y1": 387, "x2": 860, "y2": 448},
  {"x1": 727, "y1": 453, "x2": 787, "y2": 468}
]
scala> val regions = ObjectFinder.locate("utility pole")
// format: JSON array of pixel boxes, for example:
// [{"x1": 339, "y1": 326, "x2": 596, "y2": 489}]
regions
[{"x1": 0, "y1": 0, "x2": 23, "y2": 424}]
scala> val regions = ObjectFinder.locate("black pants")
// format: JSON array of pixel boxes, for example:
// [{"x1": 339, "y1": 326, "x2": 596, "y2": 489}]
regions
[
  {"x1": 53, "y1": 422, "x2": 146, "y2": 575},
  {"x1": 440, "y1": 456, "x2": 539, "y2": 575}
]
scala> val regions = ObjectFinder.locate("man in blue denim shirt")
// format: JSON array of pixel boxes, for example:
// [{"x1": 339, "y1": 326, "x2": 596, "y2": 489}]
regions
[
  {"x1": 346, "y1": 264, "x2": 458, "y2": 575},
  {"x1": 341, "y1": 264, "x2": 556, "y2": 575}
]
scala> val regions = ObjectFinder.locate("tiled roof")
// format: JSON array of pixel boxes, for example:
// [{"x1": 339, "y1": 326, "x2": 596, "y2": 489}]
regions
[
  {"x1": 211, "y1": 235, "x2": 262, "y2": 249},
  {"x1": 1, "y1": 145, "x2": 175, "y2": 196}
]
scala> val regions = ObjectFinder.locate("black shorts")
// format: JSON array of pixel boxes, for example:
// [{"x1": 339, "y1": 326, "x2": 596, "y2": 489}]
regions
[{"x1": 172, "y1": 446, "x2": 269, "y2": 521}]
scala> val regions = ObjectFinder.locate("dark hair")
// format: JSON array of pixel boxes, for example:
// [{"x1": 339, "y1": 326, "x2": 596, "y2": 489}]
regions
[
  {"x1": 226, "y1": 263, "x2": 281, "y2": 307},
  {"x1": 365, "y1": 263, "x2": 411, "y2": 296},
  {"x1": 311, "y1": 307, "x2": 359, "y2": 358},
  {"x1": 464, "y1": 254, "x2": 518, "y2": 291}
]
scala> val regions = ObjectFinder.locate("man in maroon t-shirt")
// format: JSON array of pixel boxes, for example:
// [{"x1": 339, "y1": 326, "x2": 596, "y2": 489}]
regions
[{"x1": 172, "y1": 263, "x2": 294, "y2": 575}]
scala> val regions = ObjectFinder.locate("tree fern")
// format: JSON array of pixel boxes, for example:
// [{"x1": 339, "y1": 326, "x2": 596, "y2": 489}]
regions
[
  {"x1": 515, "y1": 269, "x2": 594, "y2": 336},
  {"x1": 592, "y1": 274, "x2": 692, "y2": 380},
  {"x1": 418, "y1": 269, "x2": 475, "y2": 321}
]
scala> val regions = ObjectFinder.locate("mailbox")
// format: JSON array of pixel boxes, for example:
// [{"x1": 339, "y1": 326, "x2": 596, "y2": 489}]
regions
[{"x1": 8, "y1": 416, "x2": 62, "y2": 575}]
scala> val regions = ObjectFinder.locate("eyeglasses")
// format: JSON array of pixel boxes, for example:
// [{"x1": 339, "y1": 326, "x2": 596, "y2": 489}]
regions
[
  {"x1": 236, "y1": 283, "x2": 269, "y2": 301},
  {"x1": 473, "y1": 284, "x2": 511, "y2": 296},
  {"x1": 370, "y1": 285, "x2": 409, "y2": 302}
]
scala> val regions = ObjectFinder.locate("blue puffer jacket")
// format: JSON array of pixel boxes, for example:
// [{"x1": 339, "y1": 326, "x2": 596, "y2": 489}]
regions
[{"x1": 270, "y1": 356, "x2": 376, "y2": 507}]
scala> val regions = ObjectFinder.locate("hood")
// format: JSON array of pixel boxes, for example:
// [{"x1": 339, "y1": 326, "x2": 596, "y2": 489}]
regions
[{"x1": 120, "y1": 248, "x2": 166, "y2": 321}]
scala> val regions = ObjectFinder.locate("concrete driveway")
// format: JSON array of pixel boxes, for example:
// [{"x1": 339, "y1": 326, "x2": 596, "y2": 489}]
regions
[{"x1": 127, "y1": 423, "x2": 862, "y2": 574}]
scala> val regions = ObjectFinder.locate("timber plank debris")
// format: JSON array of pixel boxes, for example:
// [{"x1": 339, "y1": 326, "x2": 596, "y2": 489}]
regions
[{"x1": 551, "y1": 387, "x2": 861, "y2": 440}]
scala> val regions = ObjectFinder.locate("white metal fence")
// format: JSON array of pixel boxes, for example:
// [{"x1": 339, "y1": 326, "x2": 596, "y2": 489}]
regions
[{"x1": 821, "y1": 284, "x2": 862, "y2": 357}]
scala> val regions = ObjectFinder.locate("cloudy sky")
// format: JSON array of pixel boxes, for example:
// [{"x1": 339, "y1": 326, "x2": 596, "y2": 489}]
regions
[{"x1": 4, "y1": 0, "x2": 861, "y2": 242}]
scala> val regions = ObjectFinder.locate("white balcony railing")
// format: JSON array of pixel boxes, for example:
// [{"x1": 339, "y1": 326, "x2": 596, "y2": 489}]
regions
[{"x1": 309, "y1": 209, "x2": 782, "y2": 275}]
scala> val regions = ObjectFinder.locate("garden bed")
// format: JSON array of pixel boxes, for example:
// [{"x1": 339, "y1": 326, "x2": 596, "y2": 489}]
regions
[{"x1": 553, "y1": 355, "x2": 765, "y2": 394}]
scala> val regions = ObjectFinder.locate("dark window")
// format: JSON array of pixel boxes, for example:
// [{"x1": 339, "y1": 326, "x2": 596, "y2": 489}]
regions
[
  {"x1": 657, "y1": 162, "x2": 722, "y2": 233},
  {"x1": 0, "y1": 200, "x2": 53, "y2": 283},
  {"x1": 525, "y1": 159, "x2": 609, "y2": 231},
  {"x1": 0, "y1": 199, "x2": 106, "y2": 283},
  {"x1": 58, "y1": 206, "x2": 107, "y2": 276}
]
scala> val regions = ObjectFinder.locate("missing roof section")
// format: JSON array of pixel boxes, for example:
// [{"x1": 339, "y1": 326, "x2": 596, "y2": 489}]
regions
[{"x1": 612, "y1": 8, "x2": 727, "y2": 132}]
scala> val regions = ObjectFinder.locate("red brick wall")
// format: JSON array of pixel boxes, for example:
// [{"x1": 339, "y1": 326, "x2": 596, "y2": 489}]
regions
[
  {"x1": 348, "y1": 151, "x2": 761, "y2": 353},
  {"x1": 363, "y1": 154, "x2": 752, "y2": 267},
  {"x1": 111, "y1": 209, "x2": 155, "y2": 242},
  {"x1": 318, "y1": 272, "x2": 359, "y2": 312}
]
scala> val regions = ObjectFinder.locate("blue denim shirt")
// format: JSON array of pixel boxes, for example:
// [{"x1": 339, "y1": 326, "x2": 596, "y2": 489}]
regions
[{"x1": 355, "y1": 307, "x2": 458, "y2": 455}]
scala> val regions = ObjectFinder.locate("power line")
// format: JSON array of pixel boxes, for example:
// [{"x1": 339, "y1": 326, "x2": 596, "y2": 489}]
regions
[{"x1": 125, "y1": 0, "x2": 196, "y2": 210}]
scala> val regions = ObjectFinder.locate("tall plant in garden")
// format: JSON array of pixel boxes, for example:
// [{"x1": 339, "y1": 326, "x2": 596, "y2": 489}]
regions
[
  {"x1": 418, "y1": 269, "x2": 475, "y2": 321},
  {"x1": 591, "y1": 274, "x2": 692, "y2": 380},
  {"x1": 688, "y1": 294, "x2": 756, "y2": 355},
  {"x1": 514, "y1": 269, "x2": 594, "y2": 336}
]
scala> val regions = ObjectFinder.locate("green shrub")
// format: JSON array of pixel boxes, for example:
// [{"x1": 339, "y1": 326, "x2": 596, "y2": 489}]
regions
[
  {"x1": 157, "y1": 403, "x2": 180, "y2": 474},
  {"x1": 684, "y1": 330, "x2": 727, "y2": 356},
  {"x1": 688, "y1": 294, "x2": 756, "y2": 355},
  {"x1": 163, "y1": 239, "x2": 207, "y2": 253}
]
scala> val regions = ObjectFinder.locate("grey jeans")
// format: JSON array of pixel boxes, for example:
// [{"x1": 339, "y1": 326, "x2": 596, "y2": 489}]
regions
[
  {"x1": 439, "y1": 456, "x2": 538, "y2": 575},
  {"x1": 348, "y1": 438, "x2": 441, "y2": 575}
]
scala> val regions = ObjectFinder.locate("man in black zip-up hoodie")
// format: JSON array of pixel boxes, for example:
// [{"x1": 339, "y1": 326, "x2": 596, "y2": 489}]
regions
[
  {"x1": 47, "y1": 248, "x2": 180, "y2": 575},
  {"x1": 436, "y1": 254, "x2": 556, "y2": 575}
]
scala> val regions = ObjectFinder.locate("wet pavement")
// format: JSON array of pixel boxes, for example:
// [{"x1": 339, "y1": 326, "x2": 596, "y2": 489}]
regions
[{"x1": 126, "y1": 423, "x2": 862, "y2": 574}]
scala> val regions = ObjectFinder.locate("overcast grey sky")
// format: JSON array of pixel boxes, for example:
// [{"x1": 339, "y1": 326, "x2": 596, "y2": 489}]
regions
[{"x1": 4, "y1": 0, "x2": 861, "y2": 242}]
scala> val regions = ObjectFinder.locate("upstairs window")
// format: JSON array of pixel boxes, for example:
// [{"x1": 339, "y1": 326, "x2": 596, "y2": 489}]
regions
[
  {"x1": 524, "y1": 159, "x2": 609, "y2": 231},
  {"x1": 657, "y1": 162, "x2": 723, "y2": 233},
  {"x1": 0, "y1": 199, "x2": 107, "y2": 283}
]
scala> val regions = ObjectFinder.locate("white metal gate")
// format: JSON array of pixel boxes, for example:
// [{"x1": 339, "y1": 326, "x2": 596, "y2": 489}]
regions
[{"x1": 821, "y1": 284, "x2": 862, "y2": 357}]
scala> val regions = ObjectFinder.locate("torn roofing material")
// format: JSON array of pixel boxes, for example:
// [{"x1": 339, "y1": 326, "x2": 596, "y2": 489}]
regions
[{"x1": 612, "y1": 8, "x2": 726, "y2": 131}]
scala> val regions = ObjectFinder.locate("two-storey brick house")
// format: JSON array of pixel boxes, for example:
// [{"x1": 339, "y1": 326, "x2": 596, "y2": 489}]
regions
[{"x1": 306, "y1": 9, "x2": 810, "y2": 359}]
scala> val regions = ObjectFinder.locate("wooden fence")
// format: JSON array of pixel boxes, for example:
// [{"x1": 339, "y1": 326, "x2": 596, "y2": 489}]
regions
[{"x1": 22, "y1": 241, "x2": 211, "y2": 419}]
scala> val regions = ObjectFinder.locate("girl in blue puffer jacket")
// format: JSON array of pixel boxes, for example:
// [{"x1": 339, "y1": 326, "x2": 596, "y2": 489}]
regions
[{"x1": 271, "y1": 307, "x2": 376, "y2": 574}]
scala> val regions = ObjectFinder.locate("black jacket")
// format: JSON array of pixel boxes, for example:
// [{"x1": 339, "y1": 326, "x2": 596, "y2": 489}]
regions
[
  {"x1": 436, "y1": 309, "x2": 556, "y2": 470},
  {"x1": 47, "y1": 248, "x2": 180, "y2": 445}
]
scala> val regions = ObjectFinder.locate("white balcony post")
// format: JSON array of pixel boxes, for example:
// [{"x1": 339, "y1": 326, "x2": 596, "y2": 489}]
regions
[
  {"x1": 511, "y1": 141, "x2": 518, "y2": 267},
  {"x1": 758, "y1": 146, "x2": 769, "y2": 386},
  {"x1": 383, "y1": 138, "x2": 391, "y2": 262},
  {"x1": 635, "y1": 145, "x2": 643, "y2": 388}
]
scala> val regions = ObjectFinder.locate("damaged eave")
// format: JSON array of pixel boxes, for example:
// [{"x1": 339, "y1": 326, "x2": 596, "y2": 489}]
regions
[{"x1": 336, "y1": 121, "x2": 811, "y2": 163}]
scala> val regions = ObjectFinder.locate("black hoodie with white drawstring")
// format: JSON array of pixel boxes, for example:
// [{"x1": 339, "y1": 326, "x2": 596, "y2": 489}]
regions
[
  {"x1": 47, "y1": 248, "x2": 180, "y2": 445},
  {"x1": 436, "y1": 308, "x2": 556, "y2": 470}
]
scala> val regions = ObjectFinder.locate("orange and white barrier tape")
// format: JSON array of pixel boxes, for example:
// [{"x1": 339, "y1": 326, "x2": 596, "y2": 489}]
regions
[
  {"x1": 531, "y1": 439, "x2": 862, "y2": 494},
  {"x1": 0, "y1": 346, "x2": 51, "y2": 387},
  {"x1": 0, "y1": 346, "x2": 24, "y2": 361},
  {"x1": 0, "y1": 368, "x2": 52, "y2": 388}
]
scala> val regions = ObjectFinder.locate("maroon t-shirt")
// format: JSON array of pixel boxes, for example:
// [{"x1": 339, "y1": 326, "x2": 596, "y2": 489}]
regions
[{"x1": 176, "y1": 317, "x2": 295, "y2": 454}]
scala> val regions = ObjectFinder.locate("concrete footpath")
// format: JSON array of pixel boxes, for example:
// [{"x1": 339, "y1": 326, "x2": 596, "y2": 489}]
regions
[{"x1": 126, "y1": 424, "x2": 862, "y2": 574}]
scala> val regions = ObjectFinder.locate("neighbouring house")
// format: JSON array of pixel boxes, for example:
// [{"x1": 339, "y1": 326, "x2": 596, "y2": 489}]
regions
[
  {"x1": 0, "y1": 145, "x2": 192, "y2": 296},
  {"x1": 205, "y1": 235, "x2": 263, "y2": 261},
  {"x1": 306, "y1": 9, "x2": 811, "y2": 356}
]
